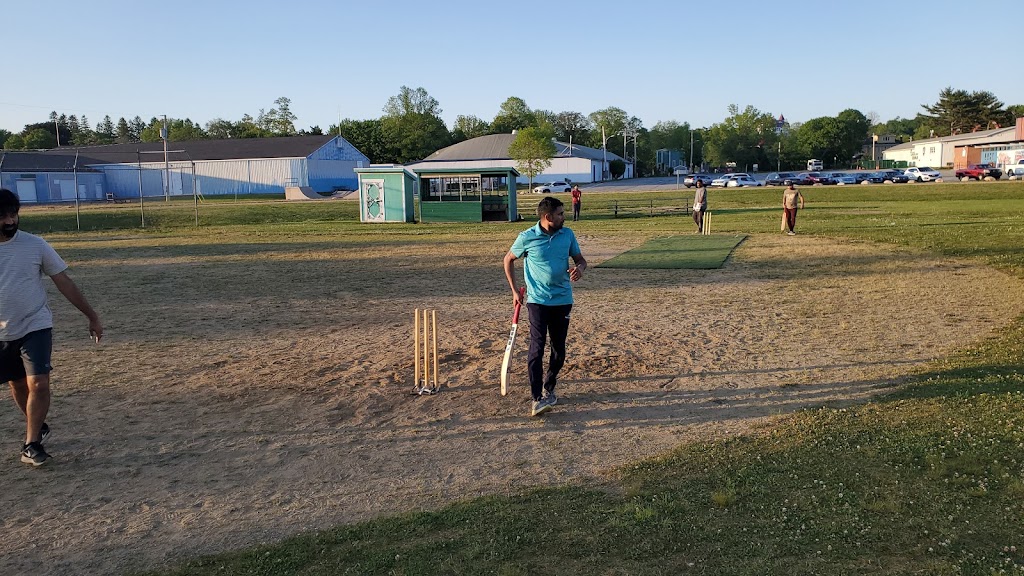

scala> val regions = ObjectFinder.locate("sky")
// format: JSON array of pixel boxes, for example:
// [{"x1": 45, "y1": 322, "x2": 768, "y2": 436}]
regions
[{"x1": 2, "y1": 0, "x2": 1021, "y2": 136}]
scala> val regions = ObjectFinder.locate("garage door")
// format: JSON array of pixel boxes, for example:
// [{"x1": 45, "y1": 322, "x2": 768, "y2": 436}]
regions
[
  {"x1": 58, "y1": 180, "x2": 75, "y2": 200},
  {"x1": 16, "y1": 179, "x2": 37, "y2": 203}
]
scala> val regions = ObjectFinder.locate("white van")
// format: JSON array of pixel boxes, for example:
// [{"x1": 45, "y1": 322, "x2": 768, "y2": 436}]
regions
[{"x1": 806, "y1": 159, "x2": 823, "y2": 171}]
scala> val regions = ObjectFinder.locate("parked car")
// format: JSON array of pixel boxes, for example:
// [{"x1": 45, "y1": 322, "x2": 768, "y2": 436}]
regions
[
  {"x1": 784, "y1": 173, "x2": 815, "y2": 186},
  {"x1": 532, "y1": 181, "x2": 571, "y2": 194},
  {"x1": 1006, "y1": 162, "x2": 1024, "y2": 180},
  {"x1": 801, "y1": 172, "x2": 836, "y2": 185},
  {"x1": 879, "y1": 170, "x2": 909, "y2": 183},
  {"x1": 764, "y1": 172, "x2": 799, "y2": 186},
  {"x1": 710, "y1": 173, "x2": 751, "y2": 187},
  {"x1": 904, "y1": 166, "x2": 942, "y2": 182},
  {"x1": 683, "y1": 173, "x2": 715, "y2": 188},
  {"x1": 725, "y1": 175, "x2": 763, "y2": 187},
  {"x1": 860, "y1": 172, "x2": 887, "y2": 184},
  {"x1": 828, "y1": 172, "x2": 858, "y2": 185}
]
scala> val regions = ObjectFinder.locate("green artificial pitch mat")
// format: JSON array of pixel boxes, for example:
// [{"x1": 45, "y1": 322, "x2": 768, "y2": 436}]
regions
[{"x1": 596, "y1": 234, "x2": 747, "y2": 269}]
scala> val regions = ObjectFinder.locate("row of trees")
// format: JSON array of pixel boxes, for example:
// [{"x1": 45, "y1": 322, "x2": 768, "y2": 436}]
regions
[
  {"x1": 873, "y1": 89, "x2": 1024, "y2": 142},
  {"x1": 1, "y1": 88, "x2": 1020, "y2": 174},
  {"x1": 0, "y1": 97, "x2": 309, "y2": 150},
  {"x1": 328, "y1": 88, "x2": 646, "y2": 168},
  {"x1": 335, "y1": 86, "x2": 1023, "y2": 174}
]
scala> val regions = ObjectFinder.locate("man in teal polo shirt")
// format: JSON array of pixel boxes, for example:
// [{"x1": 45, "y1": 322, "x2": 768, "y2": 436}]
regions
[{"x1": 502, "y1": 196, "x2": 587, "y2": 416}]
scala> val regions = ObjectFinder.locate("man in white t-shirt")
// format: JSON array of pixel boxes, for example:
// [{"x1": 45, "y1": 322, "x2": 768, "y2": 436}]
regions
[{"x1": 0, "y1": 188, "x2": 102, "y2": 466}]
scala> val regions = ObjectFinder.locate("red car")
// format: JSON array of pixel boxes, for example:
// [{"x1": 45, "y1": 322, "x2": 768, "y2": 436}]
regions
[{"x1": 800, "y1": 172, "x2": 836, "y2": 185}]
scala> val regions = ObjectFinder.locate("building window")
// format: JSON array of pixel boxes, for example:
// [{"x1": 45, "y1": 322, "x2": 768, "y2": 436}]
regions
[
  {"x1": 481, "y1": 175, "x2": 507, "y2": 196},
  {"x1": 929, "y1": 146, "x2": 936, "y2": 153}
]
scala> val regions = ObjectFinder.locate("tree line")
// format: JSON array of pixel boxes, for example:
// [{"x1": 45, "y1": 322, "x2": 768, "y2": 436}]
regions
[
  {"x1": 0, "y1": 88, "x2": 1019, "y2": 174},
  {"x1": 0, "y1": 97, "x2": 310, "y2": 151}
]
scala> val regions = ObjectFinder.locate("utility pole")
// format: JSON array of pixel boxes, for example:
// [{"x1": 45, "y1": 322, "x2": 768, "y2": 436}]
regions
[
  {"x1": 778, "y1": 141, "x2": 781, "y2": 172},
  {"x1": 622, "y1": 126, "x2": 639, "y2": 178},
  {"x1": 55, "y1": 118, "x2": 61, "y2": 147}
]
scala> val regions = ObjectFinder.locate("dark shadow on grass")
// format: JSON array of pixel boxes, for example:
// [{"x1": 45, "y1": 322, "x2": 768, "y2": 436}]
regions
[
  {"x1": 876, "y1": 363, "x2": 1024, "y2": 401},
  {"x1": 571, "y1": 357, "x2": 922, "y2": 383}
]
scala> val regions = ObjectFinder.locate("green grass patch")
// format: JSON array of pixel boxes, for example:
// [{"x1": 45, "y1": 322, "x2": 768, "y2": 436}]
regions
[{"x1": 597, "y1": 234, "x2": 746, "y2": 269}]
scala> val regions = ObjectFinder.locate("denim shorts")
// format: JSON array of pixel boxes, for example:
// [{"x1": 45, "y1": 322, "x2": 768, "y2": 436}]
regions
[{"x1": 0, "y1": 328, "x2": 53, "y2": 382}]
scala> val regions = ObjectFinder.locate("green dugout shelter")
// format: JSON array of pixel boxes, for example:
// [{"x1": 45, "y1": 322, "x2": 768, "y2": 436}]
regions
[{"x1": 356, "y1": 165, "x2": 519, "y2": 223}]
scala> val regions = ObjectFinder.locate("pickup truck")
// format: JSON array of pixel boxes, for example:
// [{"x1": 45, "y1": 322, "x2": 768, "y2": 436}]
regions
[
  {"x1": 1004, "y1": 160, "x2": 1024, "y2": 180},
  {"x1": 955, "y1": 163, "x2": 1002, "y2": 181}
]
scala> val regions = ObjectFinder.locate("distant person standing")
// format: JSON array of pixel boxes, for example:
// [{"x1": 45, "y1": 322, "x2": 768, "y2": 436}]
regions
[
  {"x1": 502, "y1": 197, "x2": 587, "y2": 417},
  {"x1": 693, "y1": 179, "x2": 707, "y2": 233},
  {"x1": 0, "y1": 188, "x2": 103, "y2": 466},
  {"x1": 782, "y1": 182, "x2": 805, "y2": 235},
  {"x1": 570, "y1": 185, "x2": 582, "y2": 221}
]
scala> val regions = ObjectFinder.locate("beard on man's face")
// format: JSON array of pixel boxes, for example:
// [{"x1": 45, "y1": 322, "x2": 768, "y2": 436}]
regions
[{"x1": 1, "y1": 222, "x2": 17, "y2": 238}]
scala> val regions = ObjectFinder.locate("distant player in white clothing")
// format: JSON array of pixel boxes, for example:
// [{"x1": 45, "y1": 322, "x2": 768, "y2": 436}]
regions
[{"x1": 0, "y1": 188, "x2": 102, "y2": 466}]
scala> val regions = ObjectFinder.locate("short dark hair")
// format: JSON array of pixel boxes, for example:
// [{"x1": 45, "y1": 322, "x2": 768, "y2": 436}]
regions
[
  {"x1": 537, "y1": 196, "x2": 563, "y2": 219},
  {"x1": 0, "y1": 188, "x2": 19, "y2": 217}
]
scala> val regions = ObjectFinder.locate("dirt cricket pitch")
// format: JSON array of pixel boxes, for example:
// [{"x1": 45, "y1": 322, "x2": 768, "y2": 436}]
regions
[{"x1": 2, "y1": 229, "x2": 1023, "y2": 575}]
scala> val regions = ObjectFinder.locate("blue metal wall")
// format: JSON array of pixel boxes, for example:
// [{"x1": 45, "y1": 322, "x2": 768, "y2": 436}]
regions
[
  {"x1": 100, "y1": 158, "x2": 308, "y2": 198},
  {"x1": 0, "y1": 172, "x2": 106, "y2": 203},
  {"x1": 309, "y1": 136, "x2": 370, "y2": 162},
  {"x1": 15, "y1": 135, "x2": 371, "y2": 202},
  {"x1": 308, "y1": 160, "x2": 362, "y2": 191},
  {"x1": 307, "y1": 136, "x2": 369, "y2": 191}
]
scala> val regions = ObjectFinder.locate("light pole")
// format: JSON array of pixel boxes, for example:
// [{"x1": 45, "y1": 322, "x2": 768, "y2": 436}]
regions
[
  {"x1": 161, "y1": 115, "x2": 170, "y2": 201},
  {"x1": 600, "y1": 126, "x2": 619, "y2": 181},
  {"x1": 601, "y1": 126, "x2": 608, "y2": 181},
  {"x1": 777, "y1": 141, "x2": 782, "y2": 172}
]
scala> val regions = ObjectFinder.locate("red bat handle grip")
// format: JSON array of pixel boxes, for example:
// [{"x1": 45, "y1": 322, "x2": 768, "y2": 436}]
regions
[{"x1": 512, "y1": 286, "x2": 526, "y2": 323}]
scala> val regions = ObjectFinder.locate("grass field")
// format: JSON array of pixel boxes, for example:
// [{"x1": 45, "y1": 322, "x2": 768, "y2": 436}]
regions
[{"x1": 16, "y1": 182, "x2": 1024, "y2": 575}]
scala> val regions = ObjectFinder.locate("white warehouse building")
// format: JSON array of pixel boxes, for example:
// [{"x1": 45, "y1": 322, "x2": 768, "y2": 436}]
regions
[
  {"x1": 409, "y1": 133, "x2": 633, "y2": 184},
  {"x1": 882, "y1": 126, "x2": 1017, "y2": 168}
]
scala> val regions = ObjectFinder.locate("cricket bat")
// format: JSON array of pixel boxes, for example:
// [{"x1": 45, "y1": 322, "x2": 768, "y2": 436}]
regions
[{"x1": 500, "y1": 287, "x2": 527, "y2": 396}]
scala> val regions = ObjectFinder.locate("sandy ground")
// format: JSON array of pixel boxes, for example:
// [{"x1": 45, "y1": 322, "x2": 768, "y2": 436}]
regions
[{"x1": 2, "y1": 231, "x2": 1023, "y2": 575}]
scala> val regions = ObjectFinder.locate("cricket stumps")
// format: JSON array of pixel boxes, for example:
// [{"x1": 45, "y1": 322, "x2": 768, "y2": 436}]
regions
[{"x1": 413, "y1": 308, "x2": 440, "y2": 395}]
